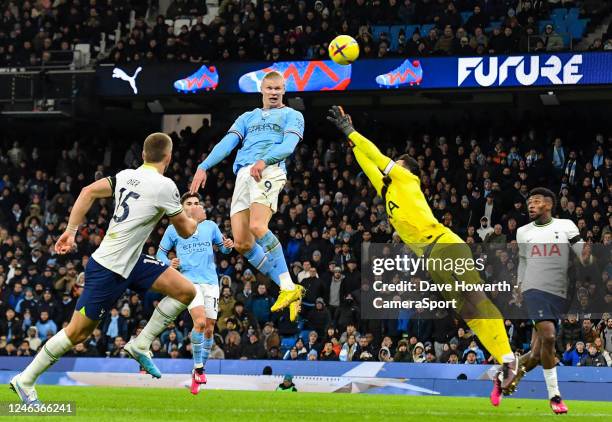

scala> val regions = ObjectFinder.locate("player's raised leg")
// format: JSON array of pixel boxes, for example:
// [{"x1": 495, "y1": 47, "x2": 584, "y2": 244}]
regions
[
  {"x1": 231, "y1": 209, "x2": 276, "y2": 288},
  {"x1": 249, "y1": 202, "x2": 303, "y2": 319},
  {"x1": 124, "y1": 266, "x2": 198, "y2": 378}
]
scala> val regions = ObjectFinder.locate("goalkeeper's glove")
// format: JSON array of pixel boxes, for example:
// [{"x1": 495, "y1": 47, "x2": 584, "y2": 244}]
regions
[{"x1": 326, "y1": 105, "x2": 355, "y2": 138}]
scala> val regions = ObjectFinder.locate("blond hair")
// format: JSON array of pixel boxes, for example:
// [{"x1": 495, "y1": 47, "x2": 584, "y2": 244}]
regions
[
  {"x1": 143, "y1": 132, "x2": 172, "y2": 163},
  {"x1": 262, "y1": 71, "x2": 285, "y2": 83}
]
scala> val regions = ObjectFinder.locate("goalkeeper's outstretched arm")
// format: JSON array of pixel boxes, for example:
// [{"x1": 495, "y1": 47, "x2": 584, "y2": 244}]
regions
[
  {"x1": 353, "y1": 147, "x2": 384, "y2": 196},
  {"x1": 327, "y1": 106, "x2": 394, "y2": 173}
]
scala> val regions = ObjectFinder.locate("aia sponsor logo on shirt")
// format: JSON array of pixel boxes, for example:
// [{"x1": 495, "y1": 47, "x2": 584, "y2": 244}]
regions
[{"x1": 529, "y1": 244, "x2": 562, "y2": 257}]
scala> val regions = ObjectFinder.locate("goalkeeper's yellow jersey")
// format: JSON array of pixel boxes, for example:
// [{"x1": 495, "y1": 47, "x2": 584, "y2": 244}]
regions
[
  {"x1": 380, "y1": 164, "x2": 447, "y2": 244},
  {"x1": 348, "y1": 131, "x2": 459, "y2": 251}
]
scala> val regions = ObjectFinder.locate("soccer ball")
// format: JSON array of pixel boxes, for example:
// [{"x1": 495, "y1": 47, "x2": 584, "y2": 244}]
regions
[{"x1": 328, "y1": 35, "x2": 359, "y2": 65}]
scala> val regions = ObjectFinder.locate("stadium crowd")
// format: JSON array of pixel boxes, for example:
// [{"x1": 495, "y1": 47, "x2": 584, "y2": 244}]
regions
[
  {"x1": 1, "y1": 0, "x2": 612, "y2": 67},
  {"x1": 0, "y1": 113, "x2": 611, "y2": 366}
]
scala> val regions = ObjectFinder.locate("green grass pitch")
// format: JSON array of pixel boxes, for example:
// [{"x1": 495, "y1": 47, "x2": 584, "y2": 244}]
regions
[{"x1": 1, "y1": 386, "x2": 611, "y2": 421}]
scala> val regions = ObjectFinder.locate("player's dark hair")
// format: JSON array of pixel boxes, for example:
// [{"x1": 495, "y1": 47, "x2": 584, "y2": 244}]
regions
[
  {"x1": 180, "y1": 192, "x2": 201, "y2": 205},
  {"x1": 143, "y1": 132, "x2": 172, "y2": 163},
  {"x1": 529, "y1": 187, "x2": 557, "y2": 209},
  {"x1": 397, "y1": 154, "x2": 420, "y2": 175}
]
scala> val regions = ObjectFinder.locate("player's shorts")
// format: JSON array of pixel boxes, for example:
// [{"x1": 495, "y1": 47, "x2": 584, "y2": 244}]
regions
[
  {"x1": 230, "y1": 163, "x2": 286, "y2": 216},
  {"x1": 523, "y1": 289, "x2": 568, "y2": 323},
  {"x1": 77, "y1": 255, "x2": 168, "y2": 320},
  {"x1": 422, "y1": 229, "x2": 481, "y2": 313},
  {"x1": 193, "y1": 283, "x2": 220, "y2": 320}
]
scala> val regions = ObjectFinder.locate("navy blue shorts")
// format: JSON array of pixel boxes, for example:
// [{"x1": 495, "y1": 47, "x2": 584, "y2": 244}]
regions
[
  {"x1": 523, "y1": 289, "x2": 568, "y2": 323},
  {"x1": 76, "y1": 255, "x2": 168, "y2": 320}
]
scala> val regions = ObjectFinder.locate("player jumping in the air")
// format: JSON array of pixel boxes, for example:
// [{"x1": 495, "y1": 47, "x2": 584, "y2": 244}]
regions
[
  {"x1": 503, "y1": 187, "x2": 591, "y2": 414},
  {"x1": 10, "y1": 133, "x2": 207, "y2": 404},
  {"x1": 155, "y1": 192, "x2": 234, "y2": 394},
  {"x1": 327, "y1": 106, "x2": 519, "y2": 405},
  {"x1": 190, "y1": 71, "x2": 305, "y2": 321}
]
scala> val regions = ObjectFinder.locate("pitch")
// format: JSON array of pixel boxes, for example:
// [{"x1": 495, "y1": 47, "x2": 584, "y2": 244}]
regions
[{"x1": 1, "y1": 386, "x2": 610, "y2": 421}]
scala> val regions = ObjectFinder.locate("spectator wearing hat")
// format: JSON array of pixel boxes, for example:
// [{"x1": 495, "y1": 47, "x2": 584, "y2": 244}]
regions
[
  {"x1": 307, "y1": 349, "x2": 318, "y2": 361},
  {"x1": 334, "y1": 293, "x2": 360, "y2": 334},
  {"x1": 300, "y1": 264, "x2": 326, "y2": 311},
  {"x1": 262, "y1": 322, "x2": 280, "y2": 352},
  {"x1": 344, "y1": 258, "x2": 361, "y2": 293},
  {"x1": 305, "y1": 331, "x2": 322, "y2": 355},
  {"x1": 542, "y1": 23, "x2": 564, "y2": 51},
  {"x1": 24, "y1": 326, "x2": 41, "y2": 352},
  {"x1": 464, "y1": 349, "x2": 479, "y2": 364},
  {"x1": 305, "y1": 297, "x2": 331, "y2": 338},
  {"x1": 477, "y1": 216, "x2": 494, "y2": 241},
  {"x1": 462, "y1": 340, "x2": 486, "y2": 364},
  {"x1": 15, "y1": 287, "x2": 37, "y2": 315},
  {"x1": 563, "y1": 341, "x2": 588, "y2": 366},
  {"x1": 412, "y1": 342, "x2": 426, "y2": 363},
  {"x1": 328, "y1": 265, "x2": 345, "y2": 314},
  {"x1": 276, "y1": 374, "x2": 297, "y2": 392}
]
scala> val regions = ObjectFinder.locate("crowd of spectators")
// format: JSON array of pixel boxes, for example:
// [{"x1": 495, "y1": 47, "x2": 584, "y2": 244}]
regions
[
  {"x1": 107, "y1": 0, "x2": 612, "y2": 63},
  {"x1": 1, "y1": 1, "x2": 612, "y2": 68},
  {"x1": 0, "y1": 110, "x2": 610, "y2": 366}
]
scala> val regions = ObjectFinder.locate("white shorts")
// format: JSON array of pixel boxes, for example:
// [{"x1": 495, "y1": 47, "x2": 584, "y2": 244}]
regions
[
  {"x1": 230, "y1": 163, "x2": 287, "y2": 216},
  {"x1": 192, "y1": 283, "x2": 219, "y2": 320}
]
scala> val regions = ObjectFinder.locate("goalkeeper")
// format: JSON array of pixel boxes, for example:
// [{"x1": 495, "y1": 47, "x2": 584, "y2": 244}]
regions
[{"x1": 327, "y1": 106, "x2": 517, "y2": 406}]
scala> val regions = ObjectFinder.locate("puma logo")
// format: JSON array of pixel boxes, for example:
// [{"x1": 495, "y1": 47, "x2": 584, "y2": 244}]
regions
[{"x1": 112, "y1": 67, "x2": 142, "y2": 94}]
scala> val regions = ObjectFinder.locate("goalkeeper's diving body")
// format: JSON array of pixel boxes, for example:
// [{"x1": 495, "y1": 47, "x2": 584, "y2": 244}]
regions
[{"x1": 327, "y1": 106, "x2": 518, "y2": 406}]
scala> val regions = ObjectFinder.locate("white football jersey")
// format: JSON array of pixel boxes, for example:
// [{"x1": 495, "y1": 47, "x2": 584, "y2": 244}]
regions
[
  {"x1": 92, "y1": 165, "x2": 183, "y2": 277},
  {"x1": 516, "y1": 218, "x2": 583, "y2": 299}
]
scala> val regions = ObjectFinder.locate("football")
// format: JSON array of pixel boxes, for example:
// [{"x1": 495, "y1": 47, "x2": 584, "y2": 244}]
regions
[{"x1": 328, "y1": 35, "x2": 360, "y2": 65}]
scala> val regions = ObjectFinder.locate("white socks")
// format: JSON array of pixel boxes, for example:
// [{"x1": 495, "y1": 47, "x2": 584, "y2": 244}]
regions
[
  {"x1": 502, "y1": 353, "x2": 516, "y2": 363},
  {"x1": 279, "y1": 272, "x2": 295, "y2": 291},
  {"x1": 134, "y1": 297, "x2": 187, "y2": 350},
  {"x1": 21, "y1": 329, "x2": 73, "y2": 386},
  {"x1": 543, "y1": 367, "x2": 561, "y2": 399}
]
